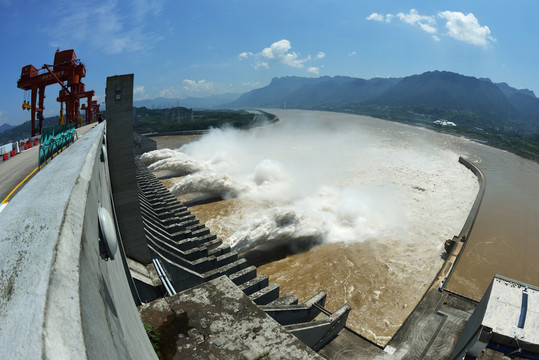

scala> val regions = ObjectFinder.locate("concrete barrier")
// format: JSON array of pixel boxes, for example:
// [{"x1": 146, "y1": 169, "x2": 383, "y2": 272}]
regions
[{"x1": 0, "y1": 122, "x2": 156, "y2": 359}]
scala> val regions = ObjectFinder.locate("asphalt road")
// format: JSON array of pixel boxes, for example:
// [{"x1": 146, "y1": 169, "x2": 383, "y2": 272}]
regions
[
  {"x1": 0, "y1": 145, "x2": 39, "y2": 203},
  {"x1": 0, "y1": 123, "x2": 96, "y2": 204}
]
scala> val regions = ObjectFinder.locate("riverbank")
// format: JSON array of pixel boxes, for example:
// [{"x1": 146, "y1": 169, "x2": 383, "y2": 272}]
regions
[{"x1": 312, "y1": 107, "x2": 539, "y2": 165}]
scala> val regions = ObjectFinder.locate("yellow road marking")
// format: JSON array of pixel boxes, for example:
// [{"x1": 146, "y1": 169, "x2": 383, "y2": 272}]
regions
[
  {"x1": 1, "y1": 130, "x2": 81, "y2": 205},
  {"x1": 1, "y1": 166, "x2": 39, "y2": 204}
]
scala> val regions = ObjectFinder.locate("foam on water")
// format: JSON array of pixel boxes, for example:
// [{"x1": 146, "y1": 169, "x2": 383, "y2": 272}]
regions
[
  {"x1": 148, "y1": 154, "x2": 206, "y2": 176},
  {"x1": 140, "y1": 148, "x2": 180, "y2": 165},
  {"x1": 145, "y1": 111, "x2": 481, "y2": 345},
  {"x1": 146, "y1": 116, "x2": 478, "y2": 256},
  {"x1": 170, "y1": 171, "x2": 249, "y2": 199}
]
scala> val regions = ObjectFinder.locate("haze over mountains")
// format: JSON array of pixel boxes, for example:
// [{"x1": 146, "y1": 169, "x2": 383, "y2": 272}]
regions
[
  {"x1": 226, "y1": 71, "x2": 539, "y2": 133},
  {"x1": 2, "y1": 70, "x2": 539, "y2": 144},
  {"x1": 0, "y1": 123, "x2": 14, "y2": 134},
  {"x1": 131, "y1": 70, "x2": 539, "y2": 133},
  {"x1": 133, "y1": 93, "x2": 241, "y2": 110}
]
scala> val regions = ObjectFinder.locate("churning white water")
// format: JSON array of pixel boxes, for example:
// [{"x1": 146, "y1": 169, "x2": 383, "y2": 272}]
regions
[
  {"x1": 142, "y1": 110, "x2": 480, "y2": 345},
  {"x1": 141, "y1": 112, "x2": 478, "y2": 255}
]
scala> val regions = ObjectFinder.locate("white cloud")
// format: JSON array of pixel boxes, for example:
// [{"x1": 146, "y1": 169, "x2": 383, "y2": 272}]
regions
[
  {"x1": 397, "y1": 9, "x2": 437, "y2": 35},
  {"x1": 438, "y1": 11, "x2": 495, "y2": 47},
  {"x1": 419, "y1": 22, "x2": 437, "y2": 34},
  {"x1": 238, "y1": 51, "x2": 253, "y2": 59},
  {"x1": 348, "y1": 51, "x2": 357, "y2": 56},
  {"x1": 368, "y1": 8, "x2": 494, "y2": 48},
  {"x1": 397, "y1": 9, "x2": 434, "y2": 26},
  {"x1": 182, "y1": 79, "x2": 215, "y2": 93},
  {"x1": 254, "y1": 62, "x2": 269, "y2": 70},
  {"x1": 134, "y1": 85, "x2": 150, "y2": 100},
  {"x1": 240, "y1": 39, "x2": 324, "y2": 73},
  {"x1": 158, "y1": 87, "x2": 180, "y2": 98},
  {"x1": 307, "y1": 66, "x2": 320, "y2": 74},
  {"x1": 369, "y1": 9, "x2": 438, "y2": 37},
  {"x1": 366, "y1": 12, "x2": 393, "y2": 23},
  {"x1": 261, "y1": 39, "x2": 305, "y2": 68},
  {"x1": 367, "y1": 13, "x2": 384, "y2": 22}
]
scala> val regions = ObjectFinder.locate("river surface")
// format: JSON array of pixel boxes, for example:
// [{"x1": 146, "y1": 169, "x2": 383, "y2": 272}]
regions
[
  {"x1": 443, "y1": 140, "x2": 539, "y2": 300},
  {"x1": 147, "y1": 109, "x2": 539, "y2": 345}
]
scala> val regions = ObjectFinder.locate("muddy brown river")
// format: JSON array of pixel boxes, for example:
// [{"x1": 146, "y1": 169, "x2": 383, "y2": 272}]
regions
[{"x1": 149, "y1": 109, "x2": 539, "y2": 346}]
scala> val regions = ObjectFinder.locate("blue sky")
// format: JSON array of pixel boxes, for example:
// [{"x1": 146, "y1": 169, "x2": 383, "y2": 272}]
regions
[{"x1": 1, "y1": 0, "x2": 538, "y2": 125}]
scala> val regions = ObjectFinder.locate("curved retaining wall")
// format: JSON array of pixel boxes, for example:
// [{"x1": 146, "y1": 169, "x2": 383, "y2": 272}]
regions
[
  {"x1": 456, "y1": 157, "x2": 487, "y2": 241},
  {"x1": 441, "y1": 157, "x2": 487, "y2": 297},
  {"x1": 0, "y1": 123, "x2": 156, "y2": 359}
]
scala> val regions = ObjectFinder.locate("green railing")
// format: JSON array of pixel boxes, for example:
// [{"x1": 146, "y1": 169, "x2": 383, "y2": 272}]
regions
[{"x1": 39, "y1": 123, "x2": 77, "y2": 166}]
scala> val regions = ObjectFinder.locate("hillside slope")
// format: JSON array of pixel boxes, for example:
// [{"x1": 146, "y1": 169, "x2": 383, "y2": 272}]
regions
[{"x1": 225, "y1": 71, "x2": 539, "y2": 133}]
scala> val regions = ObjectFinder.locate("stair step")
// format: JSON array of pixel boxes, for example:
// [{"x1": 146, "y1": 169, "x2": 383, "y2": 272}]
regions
[
  {"x1": 228, "y1": 266, "x2": 257, "y2": 286},
  {"x1": 238, "y1": 275, "x2": 269, "y2": 295},
  {"x1": 250, "y1": 283, "x2": 280, "y2": 305}
]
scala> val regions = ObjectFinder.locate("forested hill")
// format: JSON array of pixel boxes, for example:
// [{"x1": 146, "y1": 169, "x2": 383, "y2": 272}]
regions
[{"x1": 226, "y1": 71, "x2": 539, "y2": 134}]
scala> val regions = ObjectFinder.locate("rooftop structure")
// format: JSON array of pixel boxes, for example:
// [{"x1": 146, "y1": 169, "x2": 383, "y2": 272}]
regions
[{"x1": 451, "y1": 274, "x2": 539, "y2": 359}]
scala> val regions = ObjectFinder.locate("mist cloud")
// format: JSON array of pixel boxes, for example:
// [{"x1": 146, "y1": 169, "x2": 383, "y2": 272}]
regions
[{"x1": 145, "y1": 112, "x2": 479, "y2": 256}]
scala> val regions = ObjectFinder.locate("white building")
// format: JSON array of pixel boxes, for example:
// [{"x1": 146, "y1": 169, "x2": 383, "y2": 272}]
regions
[
  {"x1": 434, "y1": 120, "x2": 457, "y2": 127},
  {"x1": 451, "y1": 275, "x2": 539, "y2": 359}
]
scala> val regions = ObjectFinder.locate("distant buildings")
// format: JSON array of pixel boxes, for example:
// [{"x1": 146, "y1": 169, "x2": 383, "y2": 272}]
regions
[{"x1": 434, "y1": 119, "x2": 457, "y2": 127}]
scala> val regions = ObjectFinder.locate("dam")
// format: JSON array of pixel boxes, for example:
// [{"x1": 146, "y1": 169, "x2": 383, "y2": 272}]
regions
[{"x1": 0, "y1": 77, "x2": 537, "y2": 359}]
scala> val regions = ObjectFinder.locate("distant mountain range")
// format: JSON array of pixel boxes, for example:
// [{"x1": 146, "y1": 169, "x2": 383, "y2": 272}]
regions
[
  {"x1": 0, "y1": 123, "x2": 14, "y2": 134},
  {"x1": 225, "y1": 71, "x2": 539, "y2": 133},
  {"x1": 134, "y1": 93, "x2": 240, "y2": 110},
  {"x1": 3, "y1": 70, "x2": 538, "y2": 145},
  {"x1": 0, "y1": 117, "x2": 58, "y2": 144}
]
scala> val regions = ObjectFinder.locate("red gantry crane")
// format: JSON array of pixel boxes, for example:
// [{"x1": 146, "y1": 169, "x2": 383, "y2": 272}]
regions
[
  {"x1": 78, "y1": 83, "x2": 100, "y2": 125},
  {"x1": 17, "y1": 49, "x2": 97, "y2": 136}
]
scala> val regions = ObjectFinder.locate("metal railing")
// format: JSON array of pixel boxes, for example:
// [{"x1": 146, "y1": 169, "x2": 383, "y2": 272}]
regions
[{"x1": 38, "y1": 123, "x2": 77, "y2": 166}]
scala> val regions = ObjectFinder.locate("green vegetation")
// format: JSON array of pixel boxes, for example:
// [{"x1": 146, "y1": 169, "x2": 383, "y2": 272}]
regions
[
  {"x1": 336, "y1": 104, "x2": 539, "y2": 162},
  {"x1": 133, "y1": 107, "x2": 262, "y2": 134},
  {"x1": 0, "y1": 117, "x2": 59, "y2": 144},
  {"x1": 442, "y1": 126, "x2": 539, "y2": 161},
  {"x1": 143, "y1": 323, "x2": 162, "y2": 358},
  {"x1": 230, "y1": 72, "x2": 539, "y2": 163}
]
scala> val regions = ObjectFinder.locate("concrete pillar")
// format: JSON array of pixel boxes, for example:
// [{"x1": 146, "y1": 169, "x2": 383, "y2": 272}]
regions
[{"x1": 106, "y1": 74, "x2": 151, "y2": 263}]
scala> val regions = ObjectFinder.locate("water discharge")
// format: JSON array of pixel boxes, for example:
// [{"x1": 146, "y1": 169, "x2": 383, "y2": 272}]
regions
[{"x1": 144, "y1": 110, "x2": 480, "y2": 345}]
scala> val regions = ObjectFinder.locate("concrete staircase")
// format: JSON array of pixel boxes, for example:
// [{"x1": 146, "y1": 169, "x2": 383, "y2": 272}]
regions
[{"x1": 132, "y1": 158, "x2": 350, "y2": 353}]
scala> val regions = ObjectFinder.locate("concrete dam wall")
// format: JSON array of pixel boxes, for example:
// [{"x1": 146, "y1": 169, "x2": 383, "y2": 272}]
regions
[
  {"x1": 0, "y1": 122, "x2": 157, "y2": 359},
  {"x1": 0, "y1": 75, "x2": 346, "y2": 359}
]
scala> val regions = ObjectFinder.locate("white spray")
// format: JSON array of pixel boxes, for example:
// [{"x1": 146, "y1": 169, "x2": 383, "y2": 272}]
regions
[{"x1": 145, "y1": 114, "x2": 478, "y2": 257}]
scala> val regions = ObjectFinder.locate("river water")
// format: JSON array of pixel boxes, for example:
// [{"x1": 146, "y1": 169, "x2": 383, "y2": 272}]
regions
[
  {"x1": 146, "y1": 109, "x2": 538, "y2": 345},
  {"x1": 443, "y1": 140, "x2": 539, "y2": 300}
]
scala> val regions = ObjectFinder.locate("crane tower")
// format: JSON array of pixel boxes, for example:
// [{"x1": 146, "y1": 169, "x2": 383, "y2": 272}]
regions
[{"x1": 17, "y1": 49, "x2": 99, "y2": 136}]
